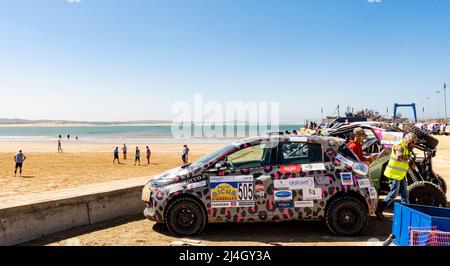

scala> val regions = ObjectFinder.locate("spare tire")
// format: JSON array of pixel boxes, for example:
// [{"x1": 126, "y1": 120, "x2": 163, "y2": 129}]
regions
[
  {"x1": 402, "y1": 123, "x2": 439, "y2": 149},
  {"x1": 434, "y1": 173, "x2": 448, "y2": 195},
  {"x1": 409, "y1": 181, "x2": 447, "y2": 207}
]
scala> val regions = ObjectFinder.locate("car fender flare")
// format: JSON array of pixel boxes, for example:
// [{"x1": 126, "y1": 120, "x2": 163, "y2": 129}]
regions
[
  {"x1": 163, "y1": 193, "x2": 209, "y2": 224},
  {"x1": 325, "y1": 190, "x2": 369, "y2": 214}
]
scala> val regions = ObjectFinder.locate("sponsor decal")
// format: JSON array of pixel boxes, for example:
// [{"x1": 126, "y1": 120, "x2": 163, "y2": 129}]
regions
[
  {"x1": 274, "y1": 177, "x2": 315, "y2": 190},
  {"x1": 255, "y1": 191, "x2": 266, "y2": 198},
  {"x1": 335, "y1": 154, "x2": 354, "y2": 166},
  {"x1": 357, "y1": 179, "x2": 371, "y2": 189},
  {"x1": 165, "y1": 183, "x2": 186, "y2": 194},
  {"x1": 275, "y1": 201, "x2": 293, "y2": 208},
  {"x1": 290, "y1": 136, "x2": 308, "y2": 142},
  {"x1": 294, "y1": 201, "x2": 314, "y2": 208},
  {"x1": 211, "y1": 183, "x2": 238, "y2": 201},
  {"x1": 274, "y1": 190, "x2": 293, "y2": 208},
  {"x1": 369, "y1": 187, "x2": 378, "y2": 199},
  {"x1": 381, "y1": 132, "x2": 403, "y2": 145},
  {"x1": 280, "y1": 165, "x2": 302, "y2": 174},
  {"x1": 186, "y1": 180, "x2": 207, "y2": 190},
  {"x1": 255, "y1": 184, "x2": 266, "y2": 198},
  {"x1": 301, "y1": 163, "x2": 326, "y2": 171},
  {"x1": 211, "y1": 202, "x2": 232, "y2": 208},
  {"x1": 340, "y1": 172, "x2": 354, "y2": 186},
  {"x1": 303, "y1": 188, "x2": 322, "y2": 200},
  {"x1": 316, "y1": 176, "x2": 331, "y2": 185},
  {"x1": 210, "y1": 175, "x2": 255, "y2": 207},
  {"x1": 237, "y1": 201, "x2": 255, "y2": 207},
  {"x1": 210, "y1": 175, "x2": 253, "y2": 183},
  {"x1": 185, "y1": 176, "x2": 205, "y2": 184},
  {"x1": 274, "y1": 190, "x2": 293, "y2": 201}
]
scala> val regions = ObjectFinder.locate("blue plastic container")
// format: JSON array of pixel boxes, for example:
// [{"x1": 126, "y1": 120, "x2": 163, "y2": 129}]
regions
[{"x1": 392, "y1": 203, "x2": 450, "y2": 246}]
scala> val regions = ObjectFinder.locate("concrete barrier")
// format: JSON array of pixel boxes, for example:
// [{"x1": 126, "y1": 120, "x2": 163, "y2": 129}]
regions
[{"x1": 0, "y1": 177, "x2": 149, "y2": 246}]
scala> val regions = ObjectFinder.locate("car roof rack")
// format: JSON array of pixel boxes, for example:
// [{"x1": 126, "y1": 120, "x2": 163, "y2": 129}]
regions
[{"x1": 268, "y1": 132, "x2": 285, "y2": 136}]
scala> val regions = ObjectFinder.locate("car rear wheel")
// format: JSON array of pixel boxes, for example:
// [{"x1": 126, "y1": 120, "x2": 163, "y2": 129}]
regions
[
  {"x1": 325, "y1": 196, "x2": 368, "y2": 237},
  {"x1": 409, "y1": 181, "x2": 447, "y2": 207},
  {"x1": 165, "y1": 197, "x2": 207, "y2": 236}
]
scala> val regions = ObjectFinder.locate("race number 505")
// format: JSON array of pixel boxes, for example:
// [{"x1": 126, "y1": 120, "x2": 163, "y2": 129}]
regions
[{"x1": 238, "y1": 183, "x2": 254, "y2": 200}]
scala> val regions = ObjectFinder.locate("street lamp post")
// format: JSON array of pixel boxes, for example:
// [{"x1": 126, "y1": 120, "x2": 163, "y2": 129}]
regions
[
  {"x1": 444, "y1": 82, "x2": 447, "y2": 121},
  {"x1": 426, "y1": 97, "x2": 431, "y2": 120},
  {"x1": 436, "y1": 91, "x2": 441, "y2": 120}
]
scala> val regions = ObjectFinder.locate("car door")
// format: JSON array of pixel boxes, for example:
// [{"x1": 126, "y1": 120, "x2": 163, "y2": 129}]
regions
[
  {"x1": 270, "y1": 140, "x2": 325, "y2": 220},
  {"x1": 207, "y1": 142, "x2": 274, "y2": 220}
]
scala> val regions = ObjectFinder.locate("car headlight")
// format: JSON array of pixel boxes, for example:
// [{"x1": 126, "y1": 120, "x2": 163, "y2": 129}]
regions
[
  {"x1": 142, "y1": 184, "x2": 151, "y2": 202},
  {"x1": 352, "y1": 162, "x2": 368, "y2": 176}
]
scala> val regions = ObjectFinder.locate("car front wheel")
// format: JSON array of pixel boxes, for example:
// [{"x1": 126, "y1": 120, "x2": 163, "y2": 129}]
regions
[
  {"x1": 165, "y1": 197, "x2": 207, "y2": 236},
  {"x1": 325, "y1": 196, "x2": 368, "y2": 237}
]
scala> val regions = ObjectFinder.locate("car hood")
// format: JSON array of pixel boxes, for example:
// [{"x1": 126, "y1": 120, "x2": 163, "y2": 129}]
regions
[{"x1": 147, "y1": 166, "x2": 190, "y2": 187}]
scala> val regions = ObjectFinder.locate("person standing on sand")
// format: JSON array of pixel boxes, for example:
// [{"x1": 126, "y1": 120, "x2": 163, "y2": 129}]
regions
[
  {"x1": 58, "y1": 140, "x2": 63, "y2": 153},
  {"x1": 58, "y1": 134, "x2": 62, "y2": 140},
  {"x1": 182, "y1": 145, "x2": 190, "y2": 164},
  {"x1": 67, "y1": 134, "x2": 70, "y2": 141},
  {"x1": 135, "y1": 146, "x2": 141, "y2": 166},
  {"x1": 14, "y1": 150, "x2": 26, "y2": 177},
  {"x1": 122, "y1": 144, "x2": 127, "y2": 160},
  {"x1": 146, "y1": 146, "x2": 151, "y2": 165},
  {"x1": 113, "y1": 147, "x2": 120, "y2": 164}
]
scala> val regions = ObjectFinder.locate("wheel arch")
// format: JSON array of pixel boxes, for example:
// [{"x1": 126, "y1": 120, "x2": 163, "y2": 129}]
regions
[
  {"x1": 163, "y1": 193, "x2": 209, "y2": 223},
  {"x1": 325, "y1": 190, "x2": 369, "y2": 214}
]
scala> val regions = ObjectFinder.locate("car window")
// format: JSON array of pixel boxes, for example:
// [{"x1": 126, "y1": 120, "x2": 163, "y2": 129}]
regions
[
  {"x1": 227, "y1": 143, "x2": 269, "y2": 168},
  {"x1": 278, "y1": 142, "x2": 323, "y2": 165},
  {"x1": 338, "y1": 144, "x2": 359, "y2": 162}
]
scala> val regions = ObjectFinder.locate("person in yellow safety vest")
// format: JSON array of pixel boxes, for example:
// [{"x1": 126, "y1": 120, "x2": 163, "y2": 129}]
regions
[{"x1": 375, "y1": 132, "x2": 417, "y2": 220}]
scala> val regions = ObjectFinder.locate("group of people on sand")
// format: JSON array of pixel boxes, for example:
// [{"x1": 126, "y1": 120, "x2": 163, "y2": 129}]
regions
[
  {"x1": 58, "y1": 134, "x2": 79, "y2": 141},
  {"x1": 112, "y1": 144, "x2": 191, "y2": 166},
  {"x1": 113, "y1": 144, "x2": 151, "y2": 166}
]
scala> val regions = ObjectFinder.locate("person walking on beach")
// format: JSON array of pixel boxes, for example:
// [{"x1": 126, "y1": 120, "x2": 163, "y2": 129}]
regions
[
  {"x1": 113, "y1": 147, "x2": 120, "y2": 164},
  {"x1": 58, "y1": 140, "x2": 63, "y2": 153},
  {"x1": 67, "y1": 134, "x2": 70, "y2": 141},
  {"x1": 58, "y1": 134, "x2": 62, "y2": 140},
  {"x1": 122, "y1": 144, "x2": 127, "y2": 160},
  {"x1": 14, "y1": 150, "x2": 27, "y2": 177},
  {"x1": 146, "y1": 146, "x2": 151, "y2": 165},
  {"x1": 182, "y1": 145, "x2": 190, "y2": 164},
  {"x1": 135, "y1": 146, "x2": 141, "y2": 166}
]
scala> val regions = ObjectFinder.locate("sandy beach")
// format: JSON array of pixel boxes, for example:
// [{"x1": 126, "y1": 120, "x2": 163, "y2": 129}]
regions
[{"x1": 0, "y1": 141, "x2": 222, "y2": 202}]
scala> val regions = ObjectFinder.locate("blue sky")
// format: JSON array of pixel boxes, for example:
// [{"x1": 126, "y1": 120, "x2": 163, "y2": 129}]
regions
[{"x1": 1, "y1": 0, "x2": 450, "y2": 123}]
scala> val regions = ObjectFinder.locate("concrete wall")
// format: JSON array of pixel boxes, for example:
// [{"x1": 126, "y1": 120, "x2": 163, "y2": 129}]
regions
[{"x1": 0, "y1": 178, "x2": 148, "y2": 246}]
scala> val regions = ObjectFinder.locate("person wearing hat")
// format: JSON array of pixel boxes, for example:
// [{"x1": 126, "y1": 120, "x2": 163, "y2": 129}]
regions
[
  {"x1": 347, "y1": 127, "x2": 374, "y2": 165},
  {"x1": 375, "y1": 132, "x2": 417, "y2": 220}
]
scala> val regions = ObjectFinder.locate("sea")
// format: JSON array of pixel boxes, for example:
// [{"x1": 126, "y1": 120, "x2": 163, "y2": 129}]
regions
[{"x1": 0, "y1": 124, "x2": 304, "y2": 144}]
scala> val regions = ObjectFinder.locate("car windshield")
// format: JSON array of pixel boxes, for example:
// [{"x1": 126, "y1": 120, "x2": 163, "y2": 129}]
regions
[{"x1": 189, "y1": 144, "x2": 236, "y2": 169}]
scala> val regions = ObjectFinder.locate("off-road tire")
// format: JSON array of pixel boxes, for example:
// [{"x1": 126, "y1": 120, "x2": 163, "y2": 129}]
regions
[
  {"x1": 325, "y1": 196, "x2": 369, "y2": 237},
  {"x1": 434, "y1": 173, "x2": 447, "y2": 195},
  {"x1": 165, "y1": 197, "x2": 207, "y2": 236},
  {"x1": 402, "y1": 123, "x2": 439, "y2": 149},
  {"x1": 409, "y1": 181, "x2": 447, "y2": 207}
]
